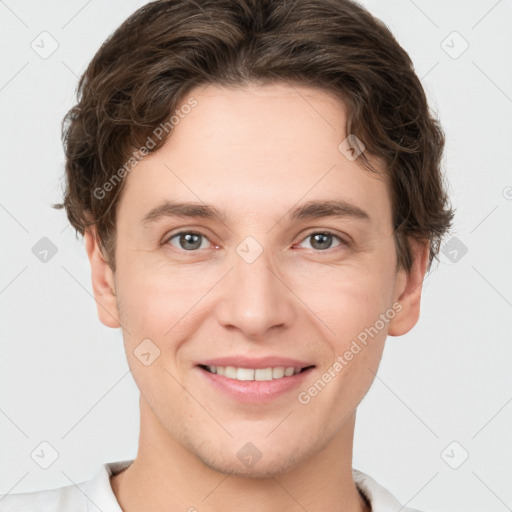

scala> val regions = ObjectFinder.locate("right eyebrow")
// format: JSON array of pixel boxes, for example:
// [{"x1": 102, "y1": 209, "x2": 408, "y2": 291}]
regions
[{"x1": 141, "y1": 201, "x2": 227, "y2": 225}]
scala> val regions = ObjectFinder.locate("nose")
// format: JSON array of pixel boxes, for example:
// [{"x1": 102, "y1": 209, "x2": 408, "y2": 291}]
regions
[{"x1": 215, "y1": 243, "x2": 296, "y2": 340}]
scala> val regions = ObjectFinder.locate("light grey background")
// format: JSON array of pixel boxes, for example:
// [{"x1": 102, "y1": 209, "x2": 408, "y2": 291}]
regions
[{"x1": 0, "y1": 1, "x2": 511, "y2": 511}]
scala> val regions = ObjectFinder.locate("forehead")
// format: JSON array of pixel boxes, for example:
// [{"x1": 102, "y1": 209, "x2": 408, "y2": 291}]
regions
[{"x1": 117, "y1": 82, "x2": 391, "y2": 229}]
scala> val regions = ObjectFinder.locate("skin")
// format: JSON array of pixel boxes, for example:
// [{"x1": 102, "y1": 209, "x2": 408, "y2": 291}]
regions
[{"x1": 84, "y1": 82, "x2": 429, "y2": 512}]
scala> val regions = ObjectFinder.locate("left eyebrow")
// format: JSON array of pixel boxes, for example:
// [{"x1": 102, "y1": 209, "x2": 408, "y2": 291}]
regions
[
  {"x1": 288, "y1": 199, "x2": 371, "y2": 222},
  {"x1": 141, "y1": 199, "x2": 371, "y2": 226}
]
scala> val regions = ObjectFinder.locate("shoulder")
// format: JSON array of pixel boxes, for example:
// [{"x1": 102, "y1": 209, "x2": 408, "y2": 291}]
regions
[
  {"x1": 0, "y1": 459, "x2": 133, "y2": 512},
  {"x1": 0, "y1": 483, "x2": 86, "y2": 512},
  {"x1": 353, "y1": 468, "x2": 429, "y2": 512}
]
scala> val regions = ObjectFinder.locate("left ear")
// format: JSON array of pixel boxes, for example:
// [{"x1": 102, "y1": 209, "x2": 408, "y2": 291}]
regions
[{"x1": 388, "y1": 237, "x2": 430, "y2": 337}]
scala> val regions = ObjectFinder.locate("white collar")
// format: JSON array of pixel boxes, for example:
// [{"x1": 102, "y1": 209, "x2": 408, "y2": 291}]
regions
[{"x1": 85, "y1": 460, "x2": 419, "y2": 512}]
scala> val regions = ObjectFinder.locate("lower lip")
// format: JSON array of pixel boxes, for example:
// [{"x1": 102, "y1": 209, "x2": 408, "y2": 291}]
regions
[{"x1": 197, "y1": 366, "x2": 314, "y2": 404}]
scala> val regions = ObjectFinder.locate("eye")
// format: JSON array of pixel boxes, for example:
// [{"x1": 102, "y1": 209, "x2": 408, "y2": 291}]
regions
[
  {"x1": 295, "y1": 231, "x2": 347, "y2": 252},
  {"x1": 165, "y1": 231, "x2": 211, "y2": 251},
  {"x1": 163, "y1": 230, "x2": 348, "y2": 253}
]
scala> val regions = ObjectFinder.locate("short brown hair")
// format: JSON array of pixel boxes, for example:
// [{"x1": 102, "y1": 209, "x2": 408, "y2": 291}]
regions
[{"x1": 53, "y1": 0, "x2": 454, "y2": 273}]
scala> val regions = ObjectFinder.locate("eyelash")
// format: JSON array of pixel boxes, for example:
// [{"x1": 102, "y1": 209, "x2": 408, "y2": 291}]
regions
[{"x1": 162, "y1": 230, "x2": 350, "y2": 254}]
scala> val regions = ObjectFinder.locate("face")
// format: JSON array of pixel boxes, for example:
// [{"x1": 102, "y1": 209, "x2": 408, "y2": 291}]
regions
[{"x1": 86, "y1": 82, "x2": 427, "y2": 477}]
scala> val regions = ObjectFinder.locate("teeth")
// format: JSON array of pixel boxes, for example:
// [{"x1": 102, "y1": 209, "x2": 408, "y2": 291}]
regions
[
  {"x1": 237, "y1": 368, "x2": 255, "y2": 381},
  {"x1": 205, "y1": 365, "x2": 303, "y2": 381},
  {"x1": 224, "y1": 366, "x2": 237, "y2": 379},
  {"x1": 255, "y1": 368, "x2": 272, "y2": 381},
  {"x1": 272, "y1": 367, "x2": 285, "y2": 379}
]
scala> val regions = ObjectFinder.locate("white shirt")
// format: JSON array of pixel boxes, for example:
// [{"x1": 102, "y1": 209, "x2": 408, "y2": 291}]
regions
[{"x1": 0, "y1": 460, "x2": 425, "y2": 511}]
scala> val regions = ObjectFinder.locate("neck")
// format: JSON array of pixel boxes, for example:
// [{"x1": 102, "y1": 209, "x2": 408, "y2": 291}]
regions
[{"x1": 111, "y1": 397, "x2": 369, "y2": 512}]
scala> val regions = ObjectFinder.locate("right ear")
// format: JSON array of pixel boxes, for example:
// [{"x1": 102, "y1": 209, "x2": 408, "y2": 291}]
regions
[{"x1": 84, "y1": 226, "x2": 121, "y2": 328}]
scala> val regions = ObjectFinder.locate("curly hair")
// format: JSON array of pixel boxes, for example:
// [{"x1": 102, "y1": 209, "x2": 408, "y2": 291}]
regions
[{"x1": 53, "y1": 0, "x2": 454, "y2": 273}]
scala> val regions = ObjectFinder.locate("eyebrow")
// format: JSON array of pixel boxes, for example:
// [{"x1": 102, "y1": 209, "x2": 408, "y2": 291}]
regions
[{"x1": 141, "y1": 199, "x2": 371, "y2": 226}]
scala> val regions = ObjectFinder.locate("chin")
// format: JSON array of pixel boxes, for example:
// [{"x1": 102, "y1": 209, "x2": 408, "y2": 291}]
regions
[{"x1": 188, "y1": 436, "x2": 314, "y2": 479}]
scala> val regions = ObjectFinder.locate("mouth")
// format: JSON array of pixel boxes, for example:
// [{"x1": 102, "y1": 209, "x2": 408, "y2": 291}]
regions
[
  {"x1": 194, "y1": 355, "x2": 316, "y2": 403},
  {"x1": 198, "y1": 364, "x2": 315, "y2": 382}
]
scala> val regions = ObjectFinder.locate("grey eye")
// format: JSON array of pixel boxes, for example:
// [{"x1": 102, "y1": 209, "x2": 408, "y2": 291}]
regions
[
  {"x1": 168, "y1": 232, "x2": 208, "y2": 251},
  {"x1": 299, "y1": 232, "x2": 343, "y2": 251}
]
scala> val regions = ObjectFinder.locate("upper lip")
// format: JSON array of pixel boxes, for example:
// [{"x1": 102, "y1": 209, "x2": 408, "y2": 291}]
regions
[{"x1": 197, "y1": 356, "x2": 315, "y2": 370}]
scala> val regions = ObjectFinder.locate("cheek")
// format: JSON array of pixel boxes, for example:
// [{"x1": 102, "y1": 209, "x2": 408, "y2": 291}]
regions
[
  {"x1": 115, "y1": 257, "x2": 204, "y2": 332},
  {"x1": 298, "y1": 272, "x2": 393, "y2": 415},
  {"x1": 295, "y1": 262, "x2": 395, "y2": 345}
]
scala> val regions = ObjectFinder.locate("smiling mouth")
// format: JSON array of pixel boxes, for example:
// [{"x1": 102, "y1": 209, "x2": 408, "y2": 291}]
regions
[{"x1": 198, "y1": 364, "x2": 315, "y2": 382}]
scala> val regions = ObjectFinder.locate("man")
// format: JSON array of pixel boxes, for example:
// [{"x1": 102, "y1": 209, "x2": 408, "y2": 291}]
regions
[{"x1": 1, "y1": 0, "x2": 453, "y2": 510}]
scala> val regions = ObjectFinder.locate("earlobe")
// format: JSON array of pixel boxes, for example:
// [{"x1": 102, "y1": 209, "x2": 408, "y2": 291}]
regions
[
  {"x1": 387, "y1": 238, "x2": 430, "y2": 337},
  {"x1": 84, "y1": 227, "x2": 121, "y2": 329}
]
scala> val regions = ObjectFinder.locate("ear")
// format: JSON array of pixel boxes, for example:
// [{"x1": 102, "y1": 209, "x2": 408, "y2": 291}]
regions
[
  {"x1": 388, "y1": 238, "x2": 430, "y2": 337},
  {"x1": 84, "y1": 227, "x2": 121, "y2": 328}
]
